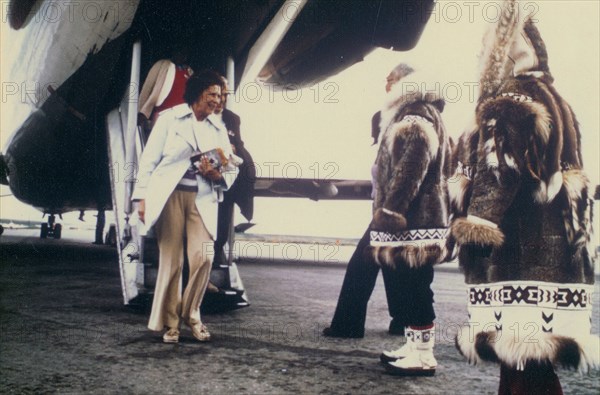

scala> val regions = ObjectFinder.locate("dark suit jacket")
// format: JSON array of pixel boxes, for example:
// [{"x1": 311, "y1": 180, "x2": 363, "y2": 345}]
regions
[
  {"x1": 221, "y1": 109, "x2": 255, "y2": 220},
  {"x1": 371, "y1": 111, "x2": 382, "y2": 145}
]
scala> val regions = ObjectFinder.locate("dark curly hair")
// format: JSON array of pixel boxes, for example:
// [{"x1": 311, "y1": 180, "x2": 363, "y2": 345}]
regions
[{"x1": 184, "y1": 70, "x2": 223, "y2": 105}]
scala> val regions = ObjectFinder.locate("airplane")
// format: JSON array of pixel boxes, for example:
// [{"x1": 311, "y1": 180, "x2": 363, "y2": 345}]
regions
[{"x1": 1, "y1": 0, "x2": 435, "y2": 309}]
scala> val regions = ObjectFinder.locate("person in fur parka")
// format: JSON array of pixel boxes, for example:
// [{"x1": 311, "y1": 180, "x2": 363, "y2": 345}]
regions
[
  {"x1": 450, "y1": 1, "x2": 598, "y2": 393},
  {"x1": 366, "y1": 71, "x2": 453, "y2": 376}
]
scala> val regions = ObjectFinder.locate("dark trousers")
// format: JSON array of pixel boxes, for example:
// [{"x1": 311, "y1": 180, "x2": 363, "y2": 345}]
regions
[
  {"x1": 94, "y1": 210, "x2": 105, "y2": 244},
  {"x1": 214, "y1": 192, "x2": 235, "y2": 265},
  {"x1": 393, "y1": 256, "x2": 435, "y2": 327},
  {"x1": 498, "y1": 362, "x2": 563, "y2": 395},
  {"x1": 329, "y1": 226, "x2": 436, "y2": 335}
]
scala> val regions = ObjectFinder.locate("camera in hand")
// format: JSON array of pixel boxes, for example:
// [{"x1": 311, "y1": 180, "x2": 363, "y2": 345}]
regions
[
  {"x1": 190, "y1": 148, "x2": 225, "y2": 171},
  {"x1": 190, "y1": 148, "x2": 228, "y2": 185}
]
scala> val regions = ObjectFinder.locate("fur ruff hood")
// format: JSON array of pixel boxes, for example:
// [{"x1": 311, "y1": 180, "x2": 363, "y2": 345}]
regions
[
  {"x1": 478, "y1": 0, "x2": 552, "y2": 99},
  {"x1": 379, "y1": 72, "x2": 445, "y2": 135}
]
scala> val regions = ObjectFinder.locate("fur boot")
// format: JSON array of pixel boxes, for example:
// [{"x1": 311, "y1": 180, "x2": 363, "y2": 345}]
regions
[
  {"x1": 385, "y1": 326, "x2": 437, "y2": 376},
  {"x1": 380, "y1": 327, "x2": 411, "y2": 363}
]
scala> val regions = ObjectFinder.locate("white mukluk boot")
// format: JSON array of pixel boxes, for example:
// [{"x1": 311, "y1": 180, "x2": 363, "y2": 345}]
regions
[
  {"x1": 380, "y1": 327, "x2": 411, "y2": 363},
  {"x1": 385, "y1": 325, "x2": 437, "y2": 376}
]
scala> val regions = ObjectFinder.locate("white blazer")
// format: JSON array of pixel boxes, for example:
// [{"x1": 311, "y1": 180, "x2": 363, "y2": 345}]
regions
[{"x1": 132, "y1": 103, "x2": 238, "y2": 236}]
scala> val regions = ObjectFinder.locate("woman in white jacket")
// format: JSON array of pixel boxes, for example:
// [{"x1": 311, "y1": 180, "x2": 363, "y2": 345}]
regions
[{"x1": 132, "y1": 70, "x2": 238, "y2": 343}]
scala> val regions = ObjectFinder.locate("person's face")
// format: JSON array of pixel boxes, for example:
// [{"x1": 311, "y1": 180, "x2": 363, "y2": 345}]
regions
[
  {"x1": 192, "y1": 84, "x2": 221, "y2": 120},
  {"x1": 385, "y1": 72, "x2": 400, "y2": 93},
  {"x1": 214, "y1": 82, "x2": 229, "y2": 114}
]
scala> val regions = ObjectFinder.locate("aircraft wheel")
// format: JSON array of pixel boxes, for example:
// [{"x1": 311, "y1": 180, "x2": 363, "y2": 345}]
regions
[
  {"x1": 40, "y1": 223, "x2": 49, "y2": 238},
  {"x1": 105, "y1": 224, "x2": 117, "y2": 246},
  {"x1": 53, "y1": 223, "x2": 62, "y2": 239}
]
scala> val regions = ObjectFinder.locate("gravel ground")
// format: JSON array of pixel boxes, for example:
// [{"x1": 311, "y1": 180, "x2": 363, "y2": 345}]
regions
[{"x1": 1, "y1": 233, "x2": 599, "y2": 394}]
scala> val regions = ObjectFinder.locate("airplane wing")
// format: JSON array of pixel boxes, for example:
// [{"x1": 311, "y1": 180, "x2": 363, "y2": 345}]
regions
[
  {"x1": 255, "y1": 0, "x2": 433, "y2": 88},
  {"x1": 254, "y1": 177, "x2": 372, "y2": 201}
]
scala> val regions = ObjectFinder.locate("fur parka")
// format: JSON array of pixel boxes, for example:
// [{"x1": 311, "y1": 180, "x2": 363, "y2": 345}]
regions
[
  {"x1": 367, "y1": 74, "x2": 454, "y2": 269},
  {"x1": 451, "y1": 0, "x2": 598, "y2": 373}
]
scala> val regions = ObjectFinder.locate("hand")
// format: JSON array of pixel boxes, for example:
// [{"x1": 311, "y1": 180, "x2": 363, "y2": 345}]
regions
[
  {"x1": 215, "y1": 147, "x2": 229, "y2": 167},
  {"x1": 138, "y1": 199, "x2": 145, "y2": 223},
  {"x1": 197, "y1": 157, "x2": 223, "y2": 182}
]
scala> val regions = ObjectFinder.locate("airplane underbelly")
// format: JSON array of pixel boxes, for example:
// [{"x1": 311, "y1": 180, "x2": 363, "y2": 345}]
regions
[{"x1": 5, "y1": 97, "x2": 112, "y2": 214}]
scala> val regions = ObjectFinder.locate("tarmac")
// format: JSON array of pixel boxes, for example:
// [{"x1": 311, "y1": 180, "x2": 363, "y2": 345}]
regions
[{"x1": 1, "y1": 229, "x2": 599, "y2": 394}]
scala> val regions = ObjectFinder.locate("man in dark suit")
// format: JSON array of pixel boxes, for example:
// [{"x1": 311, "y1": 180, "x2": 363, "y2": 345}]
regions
[{"x1": 211, "y1": 78, "x2": 255, "y2": 267}]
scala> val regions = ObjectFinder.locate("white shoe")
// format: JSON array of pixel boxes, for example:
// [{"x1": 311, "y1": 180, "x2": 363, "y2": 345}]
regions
[
  {"x1": 380, "y1": 340, "x2": 411, "y2": 363},
  {"x1": 386, "y1": 351, "x2": 437, "y2": 376},
  {"x1": 384, "y1": 326, "x2": 437, "y2": 376}
]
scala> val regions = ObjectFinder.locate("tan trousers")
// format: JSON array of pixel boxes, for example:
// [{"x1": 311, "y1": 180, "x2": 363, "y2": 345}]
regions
[{"x1": 148, "y1": 190, "x2": 213, "y2": 331}]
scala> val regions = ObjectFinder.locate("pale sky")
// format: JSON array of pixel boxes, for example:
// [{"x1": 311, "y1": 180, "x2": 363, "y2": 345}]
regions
[{"x1": 238, "y1": 1, "x2": 599, "y2": 187}]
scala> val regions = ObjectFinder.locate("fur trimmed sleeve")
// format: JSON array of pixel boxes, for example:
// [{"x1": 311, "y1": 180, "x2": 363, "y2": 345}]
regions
[
  {"x1": 451, "y1": 98, "x2": 532, "y2": 248},
  {"x1": 371, "y1": 118, "x2": 439, "y2": 232}
]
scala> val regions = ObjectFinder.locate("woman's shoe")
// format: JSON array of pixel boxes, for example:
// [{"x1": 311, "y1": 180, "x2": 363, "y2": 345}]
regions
[
  {"x1": 162, "y1": 327, "x2": 180, "y2": 343},
  {"x1": 188, "y1": 322, "x2": 211, "y2": 342}
]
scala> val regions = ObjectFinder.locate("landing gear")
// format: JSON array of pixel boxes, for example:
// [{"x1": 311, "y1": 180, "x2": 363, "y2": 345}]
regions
[
  {"x1": 54, "y1": 223, "x2": 62, "y2": 239},
  {"x1": 41, "y1": 223, "x2": 49, "y2": 238},
  {"x1": 40, "y1": 214, "x2": 62, "y2": 239}
]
